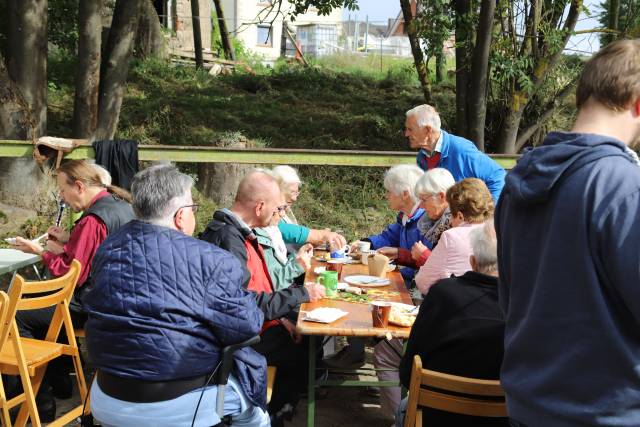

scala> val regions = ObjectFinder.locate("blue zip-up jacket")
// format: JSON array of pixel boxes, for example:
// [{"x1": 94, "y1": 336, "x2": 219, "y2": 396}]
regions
[
  {"x1": 417, "y1": 130, "x2": 506, "y2": 201},
  {"x1": 496, "y1": 132, "x2": 640, "y2": 426},
  {"x1": 366, "y1": 208, "x2": 430, "y2": 282},
  {"x1": 84, "y1": 220, "x2": 267, "y2": 408}
]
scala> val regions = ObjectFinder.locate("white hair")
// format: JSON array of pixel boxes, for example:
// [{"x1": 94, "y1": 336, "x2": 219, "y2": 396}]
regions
[
  {"x1": 272, "y1": 165, "x2": 302, "y2": 186},
  {"x1": 470, "y1": 220, "x2": 498, "y2": 274},
  {"x1": 91, "y1": 164, "x2": 112, "y2": 186},
  {"x1": 414, "y1": 168, "x2": 455, "y2": 197},
  {"x1": 406, "y1": 104, "x2": 441, "y2": 131},
  {"x1": 383, "y1": 164, "x2": 424, "y2": 203}
]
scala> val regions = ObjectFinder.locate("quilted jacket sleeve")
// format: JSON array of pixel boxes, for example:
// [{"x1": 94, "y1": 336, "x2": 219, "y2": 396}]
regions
[{"x1": 204, "y1": 250, "x2": 264, "y2": 346}]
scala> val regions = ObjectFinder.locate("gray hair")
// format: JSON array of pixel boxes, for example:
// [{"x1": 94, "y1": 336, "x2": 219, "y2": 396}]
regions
[
  {"x1": 383, "y1": 164, "x2": 424, "y2": 203},
  {"x1": 131, "y1": 164, "x2": 194, "y2": 226},
  {"x1": 470, "y1": 220, "x2": 498, "y2": 274},
  {"x1": 272, "y1": 165, "x2": 302, "y2": 186},
  {"x1": 414, "y1": 168, "x2": 455, "y2": 197},
  {"x1": 406, "y1": 104, "x2": 441, "y2": 131}
]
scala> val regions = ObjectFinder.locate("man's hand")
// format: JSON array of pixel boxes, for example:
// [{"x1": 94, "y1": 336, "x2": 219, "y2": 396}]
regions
[
  {"x1": 304, "y1": 282, "x2": 326, "y2": 302},
  {"x1": 45, "y1": 240, "x2": 65, "y2": 255},
  {"x1": 280, "y1": 318, "x2": 302, "y2": 344},
  {"x1": 12, "y1": 237, "x2": 44, "y2": 255},
  {"x1": 47, "y1": 226, "x2": 70, "y2": 244},
  {"x1": 296, "y1": 243, "x2": 313, "y2": 270},
  {"x1": 411, "y1": 241, "x2": 428, "y2": 261},
  {"x1": 377, "y1": 247, "x2": 399, "y2": 260}
]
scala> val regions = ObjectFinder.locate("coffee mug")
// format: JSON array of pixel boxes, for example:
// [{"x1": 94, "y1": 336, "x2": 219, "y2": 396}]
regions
[
  {"x1": 371, "y1": 301, "x2": 392, "y2": 328},
  {"x1": 357, "y1": 241, "x2": 371, "y2": 253},
  {"x1": 330, "y1": 245, "x2": 351, "y2": 259},
  {"x1": 317, "y1": 270, "x2": 339, "y2": 297}
]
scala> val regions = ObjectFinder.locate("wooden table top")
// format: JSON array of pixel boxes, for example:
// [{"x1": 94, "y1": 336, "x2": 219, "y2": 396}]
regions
[{"x1": 296, "y1": 253, "x2": 414, "y2": 339}]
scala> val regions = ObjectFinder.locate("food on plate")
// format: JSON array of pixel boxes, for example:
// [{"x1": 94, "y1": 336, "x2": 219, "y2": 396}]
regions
[
  {"x1": 343, "y1": 285, "x2": 366, "y2": 295},
  {"x1": 388, "y1": 306, "x2": 416, "y2": 327}
]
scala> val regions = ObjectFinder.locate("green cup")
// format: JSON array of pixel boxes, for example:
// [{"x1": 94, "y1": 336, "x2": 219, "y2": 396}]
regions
[{"x1": 317, "y1": 270, "x2": 338, "y2": 297}]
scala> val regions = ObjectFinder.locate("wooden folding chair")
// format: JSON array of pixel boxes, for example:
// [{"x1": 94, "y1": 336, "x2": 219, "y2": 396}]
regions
[
  {"x1": 404, "y1": 355, "x2": 507, "y2": 427},
  {"x1": 0, "y1": 259, "x2": 88, "y2": 427}
]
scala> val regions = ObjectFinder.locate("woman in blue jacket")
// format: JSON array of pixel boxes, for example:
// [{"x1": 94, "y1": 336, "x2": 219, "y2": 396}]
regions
[{"x1": 359, "y1": 164, "x2": 428, "y2": 285}]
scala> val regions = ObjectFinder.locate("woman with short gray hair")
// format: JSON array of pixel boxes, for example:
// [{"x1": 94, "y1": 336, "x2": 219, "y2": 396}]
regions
[
  {"x1": 271, "y1": 165, "x2": 302, "y2": 224},
  {"x1": 354, "y1": 164, "x2": 427, "y2": 284},
  {"x1": 410, "y1": 168, "x2": 456, "y2": 267}
]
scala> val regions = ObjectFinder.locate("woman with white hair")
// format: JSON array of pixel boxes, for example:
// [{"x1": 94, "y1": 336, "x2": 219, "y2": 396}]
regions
[
  {"x1": 409, "y1": 168, "x2": 456, "y2": 268},
  {"x1": 358, "y1": 164, "x2": 428, "y2": 284},
  {"x1": 272, "y1": 165, "x2": 301, "y2": 224}
]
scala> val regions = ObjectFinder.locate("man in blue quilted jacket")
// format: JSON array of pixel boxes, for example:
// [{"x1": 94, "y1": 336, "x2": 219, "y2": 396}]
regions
[
  {"x1": 84, "y1": 164, "x2": 270, "y2": 427},
  {"x1": 405, "y1": 104, "x2": 506, "y2": 201}
]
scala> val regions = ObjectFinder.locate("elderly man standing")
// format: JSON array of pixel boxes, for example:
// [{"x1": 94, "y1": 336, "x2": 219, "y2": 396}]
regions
[
  {"x1": 497, "y1": 39, "x2": 640, "y2": 427},
  {"x1": 84, "y1": 164, "x2": 269, "y2": 427},
  {"x1": 200, "y1": 169, "x2": 325, "y2": 427},
  {"x1": 405, "y1": 104, "x2": 505, "y2": 201}
]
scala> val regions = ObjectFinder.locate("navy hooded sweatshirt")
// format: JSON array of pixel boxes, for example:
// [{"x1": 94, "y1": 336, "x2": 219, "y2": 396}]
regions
[{"x1": 496, "y1": 132, "x2": 640, "y2": 427}]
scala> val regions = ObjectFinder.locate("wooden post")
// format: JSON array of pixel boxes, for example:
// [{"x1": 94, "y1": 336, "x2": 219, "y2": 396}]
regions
[
  {"x1": 190, "y1": 0, "x2": 204, "y2": 69},
  {"x1": 213, "y1": 0, "x2": 235, "y2": 61},
  {"x1": 280, "y1": 20, "x2": 288, "y2": 57}
]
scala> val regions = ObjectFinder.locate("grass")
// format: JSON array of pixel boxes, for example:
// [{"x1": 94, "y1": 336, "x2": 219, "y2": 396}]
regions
[{"x1": 29, "y1": 51, "x2": 452, "y2": 243}]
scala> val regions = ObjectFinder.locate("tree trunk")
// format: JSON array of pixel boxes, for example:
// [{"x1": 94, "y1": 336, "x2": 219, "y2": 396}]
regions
[
  {"x1": 496, "y1": 103, "x2": 525, "y2": 154},
  {"x1": 400, "y1": 0, "x2": 432, "y2": 104},
  {"x1": 607, "y1": 0, "x2": 620, "y2": 44},
  {"x1": 0, "y1": 54, "x2": 31, "y2": 140},
  {"x1": 7, "y1": 0, "x2": 48, "y2": 137},
  {"x1": 454, "y1": 0, "x2": 472, "y2": 137},
  {"x1": 197, "y1": 136, "x2": 256, "y2": 205},
  {"x1": 467, "y1": 0, "x2": 496, "y2": 151},
  {"x1": 191, "y1": 0, "x2": 204, "y2": 69},
  {"x1": 73, "y1": 0, "x2": 103, "y2": 140},
  {"x1": 213, "y1": 0, "x2": 235, "y2": 61},
  {"x1": 95, "y1": 0, "x2": 143, "y2": 141},
  {"x1": 0, "y1": 53, "x2": 47, "y2": 208},
  {"x1": 435, "y1": 49, "x2": 445, "y2": 83},
  {"x1": 136, "y1": 0, "x2": 166, "y2": 60}
]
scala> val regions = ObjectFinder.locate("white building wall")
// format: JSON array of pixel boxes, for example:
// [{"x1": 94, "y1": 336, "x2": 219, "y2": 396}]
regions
[{"x1": 219, "y1": 0, "x2": 343, "y2": 61}]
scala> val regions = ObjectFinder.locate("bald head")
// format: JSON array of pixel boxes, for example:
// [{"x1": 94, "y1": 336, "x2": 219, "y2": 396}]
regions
[{"x1": 232, "y1": 170, "x2": 283, "y2": 228}]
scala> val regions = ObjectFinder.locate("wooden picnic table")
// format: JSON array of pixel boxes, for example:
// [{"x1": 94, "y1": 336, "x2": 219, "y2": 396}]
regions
[{"x1": 296, "y1": 252, "x2": 414, "y2": 427}]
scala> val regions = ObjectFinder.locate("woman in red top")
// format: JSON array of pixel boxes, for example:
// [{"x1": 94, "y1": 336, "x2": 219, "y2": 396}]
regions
[{"x1": 11, "y1": 160, "x2": 134, "y2": 420}]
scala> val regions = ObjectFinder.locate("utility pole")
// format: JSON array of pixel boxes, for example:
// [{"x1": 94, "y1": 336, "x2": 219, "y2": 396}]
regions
[
  {"x1": 190, "y1": 0, "x2": 204, "y2": 68},
  {"x1": 213, "y1": 0, "x2": 236, "y2": 61}
]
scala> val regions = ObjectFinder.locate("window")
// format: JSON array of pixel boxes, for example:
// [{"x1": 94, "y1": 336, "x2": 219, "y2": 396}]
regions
[{"x1": 257, "y1": 25, "x2": 272, "y2": 46}]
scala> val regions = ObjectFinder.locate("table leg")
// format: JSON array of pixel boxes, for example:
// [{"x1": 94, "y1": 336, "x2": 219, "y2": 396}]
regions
[{"x1": 307, "y1": 335, "x2": 316, "y2": 427}]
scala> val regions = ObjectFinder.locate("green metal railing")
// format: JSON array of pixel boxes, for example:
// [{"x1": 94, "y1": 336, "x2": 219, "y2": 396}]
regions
[{"x1": 0, "y1": 140, "x2": 519, "y2": 168}]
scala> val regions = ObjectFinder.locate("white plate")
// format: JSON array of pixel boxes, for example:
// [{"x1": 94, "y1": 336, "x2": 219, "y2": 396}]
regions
[{"x1": 343, "y1": 275, "x2": 391, "y2": 287}]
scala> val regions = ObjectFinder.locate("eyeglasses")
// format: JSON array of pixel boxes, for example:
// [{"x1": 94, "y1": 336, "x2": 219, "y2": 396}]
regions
[
  {"x1": 419, "y1": 194, "x2": 438, "y2": 203},
  {"x1": 174, "y1": 204, "x2": 199, "y2": 218}
]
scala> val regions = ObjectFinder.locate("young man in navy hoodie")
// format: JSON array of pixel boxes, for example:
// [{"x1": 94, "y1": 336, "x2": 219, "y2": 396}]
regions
[{"x1": 496, "y1": 39, "x2": 640, "y2": 427}]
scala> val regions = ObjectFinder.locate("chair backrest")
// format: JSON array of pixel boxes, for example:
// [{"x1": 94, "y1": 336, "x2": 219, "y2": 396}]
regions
[
  {"x1": 0, "y1": 291, "x2": 10, "y2": 349},
  {"x1": 6, "y1": 259, "x2": 81, "y2": 344},
  {"x1": 404, "y1": 355, "x2": 507, "y2": 427}
]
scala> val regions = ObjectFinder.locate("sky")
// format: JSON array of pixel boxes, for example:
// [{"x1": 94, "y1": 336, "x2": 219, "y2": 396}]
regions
[{"x1": 342, "y1": 0, "x2": 603, "y2": 54}]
